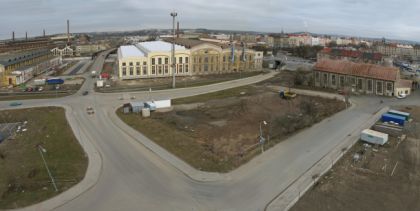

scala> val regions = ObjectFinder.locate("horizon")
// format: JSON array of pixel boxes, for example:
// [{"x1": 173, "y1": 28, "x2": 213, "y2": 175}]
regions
[{"x1": 2, "y1": 0, "x2": 420, "y2": 43}]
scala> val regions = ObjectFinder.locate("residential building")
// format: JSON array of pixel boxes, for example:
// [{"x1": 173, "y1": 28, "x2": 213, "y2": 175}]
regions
[
  {"x1": 117, "y1": 40, "x2": 263, "y2": 80},
  {"x1": 51, "y1": 46, "x2": 74, "y2": 57},
  {"x1": 314, "y1": 59, "x2": 411, "y2": 96},
  {"x1": 318, "y1": 47, "x2": 383, "y2": 64}
]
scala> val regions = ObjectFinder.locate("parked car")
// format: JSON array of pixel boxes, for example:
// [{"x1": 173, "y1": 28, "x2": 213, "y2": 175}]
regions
[
  {"x1": 86, "y1": 106, "x2": 95, "y2": 115},
  {"x1": 82, "y1": 91, "x2": 89, "y2": 96},
  {"x1": 396, "y1": 93, "x2": 407, "y2": 99},
  {"x1": 38, "y1": 86, "x2": 44, "y2": 92},
  {"x1": 9, "y1": 102, "x2": 22, "y2": 106}
]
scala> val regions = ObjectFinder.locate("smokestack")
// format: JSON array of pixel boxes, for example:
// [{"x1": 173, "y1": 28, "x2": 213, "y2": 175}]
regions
[
  {"x1": 67, "y1": 19, "x2": 70, "y2": 45},
  {"x1": 12, "y1": 31, "x2": 15, "y2": 41},
  {"x1": 43, "y1": 29, "x2": 46, "y2": 37},
  {"x1": 26, "y1": 31, "x2": 28, "y2": 40},
  {"x1": 177, "y1": 21, "x2": 179, "y2": 38}
]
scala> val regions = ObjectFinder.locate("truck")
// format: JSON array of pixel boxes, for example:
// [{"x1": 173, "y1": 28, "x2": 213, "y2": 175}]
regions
[
  {"x1": 46, "y1": 78, "x2": 64, "y2": 85},
  {"x1": 279, "y1": 90, "x2": 297, "y2": 99},
  {"x1": 91, "y1": 71, "x2": 97, "y2": 78}
]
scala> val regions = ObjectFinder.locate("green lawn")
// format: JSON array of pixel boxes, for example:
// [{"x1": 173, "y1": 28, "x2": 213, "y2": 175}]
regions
[{"x1": 0, "y1": 107, "x2": 87, "y2": 209}]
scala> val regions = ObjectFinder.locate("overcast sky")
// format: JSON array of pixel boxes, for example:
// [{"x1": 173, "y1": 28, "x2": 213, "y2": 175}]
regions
[{"x1": 2, "y1": 0, "x2": 420, "y2": 42}]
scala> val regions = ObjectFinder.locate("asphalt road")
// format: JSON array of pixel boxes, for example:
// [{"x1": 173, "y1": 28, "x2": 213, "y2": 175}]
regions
[{"x1": 3, "y1": 50, "x2": 419, "y2": 211}]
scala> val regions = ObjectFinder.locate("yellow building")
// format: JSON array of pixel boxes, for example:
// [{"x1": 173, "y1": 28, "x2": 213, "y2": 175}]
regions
[
  {"x1": 117, "y1": 39, "x2": 263, "y2": 80},
  {"x1": 0, "y1": 49, "x2": 53, "y2": 86}
]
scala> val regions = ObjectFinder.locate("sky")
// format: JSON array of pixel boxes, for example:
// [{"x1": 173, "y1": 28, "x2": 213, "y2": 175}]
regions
[{"x1": 1, "y1": 0, "x2": 420, "y2": 42}]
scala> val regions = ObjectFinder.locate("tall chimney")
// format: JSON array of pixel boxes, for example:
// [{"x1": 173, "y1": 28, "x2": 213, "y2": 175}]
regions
[
  {"x1": 177, "y1": 21, "x2": 180, "y2": 38},
  {"x1": 67, "y1": 19, "x2": 70, "y2": 45},
  {"x1": 43, "y1": 29, "x2": 46, "y2": 37},
  {"x1": 26, "y1": 31, "x2": 28, "y2": 40},
  {"x1": 12, "y1": 31, "x2": 15, "y2": 41}
]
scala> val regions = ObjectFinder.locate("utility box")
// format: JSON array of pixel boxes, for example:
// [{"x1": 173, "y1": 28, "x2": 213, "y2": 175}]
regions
[
  {"x1": 361, "y1": 129, "x2": 389, "y2": 145},
  {"x1": 96, "y1": 80, "x2": 104, "y2": 87}
]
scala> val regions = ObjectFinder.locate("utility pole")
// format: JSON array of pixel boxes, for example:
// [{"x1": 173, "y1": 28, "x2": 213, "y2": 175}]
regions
[{"x1": 171, "y1": 11, "x2": 178, "y2": 89}]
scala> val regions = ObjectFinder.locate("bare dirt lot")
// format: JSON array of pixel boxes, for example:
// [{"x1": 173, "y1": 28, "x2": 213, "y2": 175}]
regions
[
  {"x1": 118, "y1": 85, "x2": 345, "y2": 172},
  {"x1": 291, "y1": 106, "x2": 420, "y2": 211}
]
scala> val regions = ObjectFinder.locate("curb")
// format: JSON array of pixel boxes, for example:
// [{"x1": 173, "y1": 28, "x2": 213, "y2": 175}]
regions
[
  {"x1": 6, "y1": 105, "x2": 103, "y2": 211},
  {"x1": 265, "y1": 106, "x2": 389, "y2": 211}
]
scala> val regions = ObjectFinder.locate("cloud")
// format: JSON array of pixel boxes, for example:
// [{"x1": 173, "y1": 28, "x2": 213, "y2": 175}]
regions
[{"x1": 1, "y1": 0, "x2": 420, "y2": 41}]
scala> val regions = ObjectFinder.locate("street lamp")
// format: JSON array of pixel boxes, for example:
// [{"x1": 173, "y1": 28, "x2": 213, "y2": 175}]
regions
[
  {"x1": 170, "y1": 11, "x2": 178, "y2": 89},
  {"x1": 259, "y1": 121, "x2": 267, "y2": 153},
  {"x1": 38, "y1": 145, "x2": 58, "y2": 192}
]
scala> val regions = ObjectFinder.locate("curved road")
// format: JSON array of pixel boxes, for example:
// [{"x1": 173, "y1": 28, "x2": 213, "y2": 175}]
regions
[{"x1": 3, "y1": 51, "x2": 419, "y2": 211}]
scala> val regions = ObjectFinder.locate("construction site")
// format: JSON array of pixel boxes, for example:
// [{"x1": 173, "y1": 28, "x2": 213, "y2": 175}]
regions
[
  {"x1": 291, "y1": 106, "x2": 420, "y2": 211},
  {"x1": 118, "y1": 84, "x2": 346, "y2": 172}
]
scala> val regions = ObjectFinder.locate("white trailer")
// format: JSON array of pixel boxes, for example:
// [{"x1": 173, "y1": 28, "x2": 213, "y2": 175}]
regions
[
  {"x1": 360, "y1": 129, "x2": 389, "y2": 145},
  {"x1": 153, "y1": 99, "x2": 171, "y2": 109}
]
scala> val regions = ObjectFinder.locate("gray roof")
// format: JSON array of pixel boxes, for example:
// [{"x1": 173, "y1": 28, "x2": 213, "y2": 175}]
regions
[
  {"x1": 0, "y1": 49, "x2": 50, "y2": 66},
  {"x1": 129, "y1": 102, "x2": 144, "y2": 107}
]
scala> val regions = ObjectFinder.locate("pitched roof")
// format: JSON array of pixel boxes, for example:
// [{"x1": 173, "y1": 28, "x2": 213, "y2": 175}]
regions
[
  {"x1": 396, "y1": 79, "x2": 412, "y2": 88},
  {"x1": 315, "y1": 59, "x2": 399, "y2": 81},
  {"x1": 119, "y1": 45, "x2": 144, "y2": 58}
]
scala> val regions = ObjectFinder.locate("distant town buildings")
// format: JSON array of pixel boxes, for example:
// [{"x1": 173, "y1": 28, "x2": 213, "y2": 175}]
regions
[
  {"x1": 117, "y1": 39, "x2": 263, "y2": 80},
  {"x1": 318, "y1": 47, "x2": 383, "y2": 64},
  {"x1": 314, "y1": 59, "x2": 412, "y2": 96},
  {"x1": 374, "y1": 43, "x2": 420, "y2": 59}
]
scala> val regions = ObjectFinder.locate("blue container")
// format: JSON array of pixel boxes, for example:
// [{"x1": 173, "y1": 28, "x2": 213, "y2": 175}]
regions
[
  {"x1": 381, "y1": 113, "x2": 405, "y2": 126},
  {"x1": 46, "y1": 78, "x2": 64, "y2": 85}
]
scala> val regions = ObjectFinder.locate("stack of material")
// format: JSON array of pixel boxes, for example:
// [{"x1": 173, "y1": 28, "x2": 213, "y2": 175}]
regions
[{"x1": 372, "y1": 123, "x2": 403, "y2": 137}]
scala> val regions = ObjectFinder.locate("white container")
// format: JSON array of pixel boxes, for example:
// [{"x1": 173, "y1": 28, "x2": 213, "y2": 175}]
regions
[
  {"x1": 96, "y1": 80, "x2": 104, "y2": 87},
  {"x1": 153, "y1": 99, "x2": 171, "y2": 109},
  {"x1": 34, "y1": 79, "x2": 46, "y2": 85},
  {"x1": 360, "y1": 129, "x2": 388, "y2": 145},
  {"x1": 142, "y1": 108, "x2": 150, "y2": 117}
]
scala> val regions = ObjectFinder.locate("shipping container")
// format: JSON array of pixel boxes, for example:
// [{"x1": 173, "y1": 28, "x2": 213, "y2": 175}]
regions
[
  {"x1": 46, "y1": 78, "x2": 64, "y2": 85},
  {"x1": 144, "y1": 102, "x2": 156, "y2": 111},
  {"x1": 387, "y1": 109, "x2": 410, "y2": 120},
  {"x1": 34, "y1": 79, "x2": 46, "y2": 86},
  {"x1": 153, "y1": 99, "x2": 171, "y2": 109},
  {"x1": 360, "y1": 129, "x2": 388, "y2": 145},
  {"x1": 381, "y1": 113, "x2": 405, "y2": 126}
]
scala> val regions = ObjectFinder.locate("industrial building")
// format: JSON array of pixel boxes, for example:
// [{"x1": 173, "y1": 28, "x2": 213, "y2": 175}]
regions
[
  {"x1": 314, "y1": 59, "x2": 412, "y2": 96},
  {"x1": 0, "y1": 49, "x2": 59, "y2": 86},
  {"x1": 117, "y1": 39, "x2": 263, "y2": 80}
]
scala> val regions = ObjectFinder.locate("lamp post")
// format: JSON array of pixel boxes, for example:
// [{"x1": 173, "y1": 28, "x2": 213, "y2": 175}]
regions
[
  {"x1": 171, "y1": 11, "x2": 178, "y2": 89},
  {"x1": 38, "y1": 145, "x2": 58, "y2": 192},
  {"x1": 259, "y1": 121, "x2": 267, "y2": 153}
]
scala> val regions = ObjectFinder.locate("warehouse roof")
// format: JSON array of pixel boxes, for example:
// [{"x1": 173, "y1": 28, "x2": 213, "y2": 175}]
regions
[
  {"x1": 315, "y1": 59, "x2": 399, "y2": 81},
  {"x1": 136, "y1": 41, "x2": 186, "y2": 54},
  {"x1": 119, "y1": 45, "x2": 144, "y2": 58},
  {"x1": 0, "y1": 49, "x2": 50, "y2": 66}
]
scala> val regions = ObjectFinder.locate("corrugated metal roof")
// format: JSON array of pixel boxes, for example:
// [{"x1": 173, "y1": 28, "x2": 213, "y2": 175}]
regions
[{"x1": 315, "y1": 59, "x2": 398, "y2": 81}]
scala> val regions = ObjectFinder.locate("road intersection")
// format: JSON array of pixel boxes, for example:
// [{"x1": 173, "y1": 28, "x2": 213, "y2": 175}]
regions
[{"x1": 3, "y1": 51, "x2": 419, "y2": 211}]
